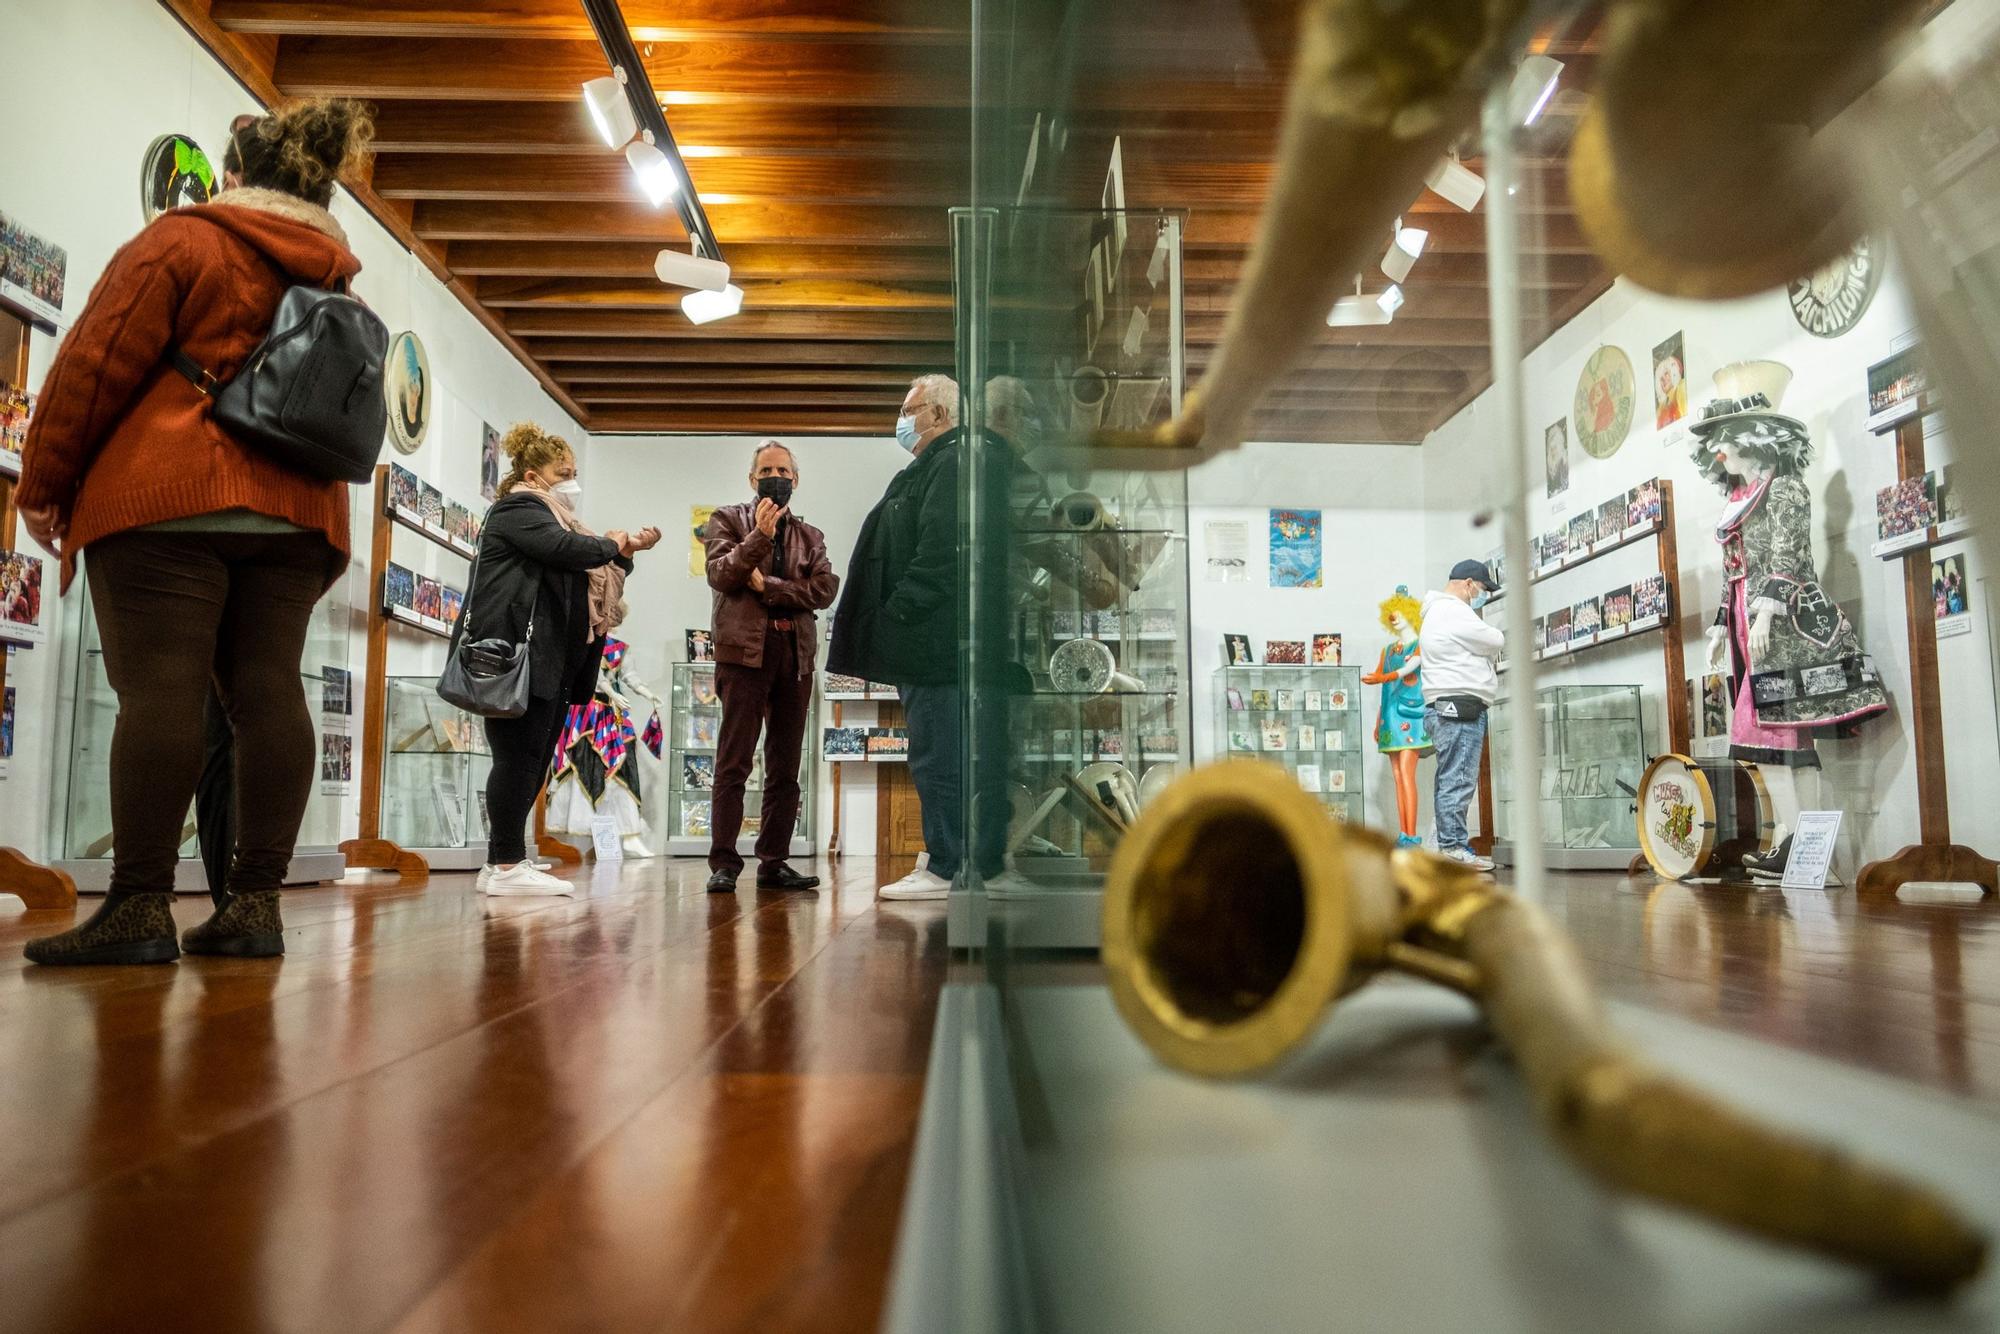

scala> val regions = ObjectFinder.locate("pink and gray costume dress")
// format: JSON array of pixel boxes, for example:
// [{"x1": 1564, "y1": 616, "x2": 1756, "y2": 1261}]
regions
[{"x1": 1694, "y1": 395, "x2": 1888, "y2": 767}]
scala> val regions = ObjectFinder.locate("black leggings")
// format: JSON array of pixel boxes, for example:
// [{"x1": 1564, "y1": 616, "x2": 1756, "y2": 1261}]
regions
[{"x1": 482, "y1": 691, "x2": 572, "y2": 865}]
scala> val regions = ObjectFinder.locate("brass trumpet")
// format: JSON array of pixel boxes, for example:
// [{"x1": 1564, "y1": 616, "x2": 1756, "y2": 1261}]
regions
[{"x1": 1102, "y1": 761, "x2": 1988, "y2": 1292}]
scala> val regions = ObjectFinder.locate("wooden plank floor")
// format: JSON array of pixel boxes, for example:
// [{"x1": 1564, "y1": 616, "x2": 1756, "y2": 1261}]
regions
[
  {"x1": 3, "y1": 864, "x2": 1997, "y2": 1332},
  {"x1": 0, "y1": 856, "x2": 940, "y2": 1334}
]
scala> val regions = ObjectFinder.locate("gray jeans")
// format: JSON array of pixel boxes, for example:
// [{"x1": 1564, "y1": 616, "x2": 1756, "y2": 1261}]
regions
[{"x1": 1425, "y1": 706, "x2": 1487, "y2": 853}]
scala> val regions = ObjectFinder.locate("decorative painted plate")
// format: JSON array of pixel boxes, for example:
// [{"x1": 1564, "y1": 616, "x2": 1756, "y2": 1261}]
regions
[
  {"x1": 384, "y1": 331, "x2": 431, "y2": 454},
  {"x1": 1572, "y1": 345, "x2": 1636, "y2": 460},
  {"x1": 140, "y1": 133, "x2": 216, "y2": 222},
  {"x1": 1788, "y1": 237, "x2": 1880, "y2": 339}
]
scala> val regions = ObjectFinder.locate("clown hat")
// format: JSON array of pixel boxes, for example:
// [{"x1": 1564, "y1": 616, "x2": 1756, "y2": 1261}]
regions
[{"x1": 1688, "y1": 360, "x2": 1808, "y2": 444}]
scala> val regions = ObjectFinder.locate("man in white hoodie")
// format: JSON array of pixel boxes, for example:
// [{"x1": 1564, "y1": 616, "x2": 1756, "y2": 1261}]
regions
[{"x1": 1421, "y1": 560, "x2": 1505, "y2": 871}]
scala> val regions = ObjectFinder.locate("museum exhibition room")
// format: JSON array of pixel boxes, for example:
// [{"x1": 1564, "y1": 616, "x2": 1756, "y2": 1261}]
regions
[{"x1": 4, "y1": 0, "x2": 2000, "y2": 1329}]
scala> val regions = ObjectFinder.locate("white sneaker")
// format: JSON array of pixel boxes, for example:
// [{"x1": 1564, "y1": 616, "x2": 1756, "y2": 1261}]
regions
[
  {"x1": 1440, "y1": 846, "x2": 1496, "y2": 873},
  {"x1": 878, "y1": 868, "x2": 952, "y2": 901},
  {"x1": 982, "y1": 871, "x2": 1039, "y2": 898},
  {"x1": 477, "y1": 864, "x2": 495, "y2": 891},
  {"x1": 484, "y1": 862, "x2": 577, "y2": 896}
]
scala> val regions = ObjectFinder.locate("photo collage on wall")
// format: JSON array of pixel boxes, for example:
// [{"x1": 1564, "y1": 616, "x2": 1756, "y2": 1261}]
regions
[
  {"x1": 0, "y1": 209, "x2": 67, "y2": 331},
  {"x1": 381, "y1": 562, "x2": 464, "y2": 638},
  {"x1": 388, "y1": 462, "x2": 482, "y2": 557},
  {"x1": 1934, "y1": 552, "x2": 1973, "y2": 640},
  {"x1": 0, "y1": 380, "x2": 31, "y2": 479},
  {"x1": 1531, "y1": 479, "x2": 1662, "y2": 573},
  {"x1": 0, "y1": 548, "x2": 47, "y2": 648},
  {"x1": 0, "y1": 684, "x2": 14, "y2": 778}
]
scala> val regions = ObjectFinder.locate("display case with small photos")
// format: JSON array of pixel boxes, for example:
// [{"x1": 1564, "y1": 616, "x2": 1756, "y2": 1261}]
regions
[
  {"x1": 377, "y1": 675, "x2": 493, "y2": 857},
  {"x1": 1212, "y1": 664, "x2": 1364, "y2": 821},
  {"x1": 667, "y1": 662, "x2": 817, "y2": 855},
  {"x1": 1490, "y1": 683, "x2": 1644, "y2": 869}
]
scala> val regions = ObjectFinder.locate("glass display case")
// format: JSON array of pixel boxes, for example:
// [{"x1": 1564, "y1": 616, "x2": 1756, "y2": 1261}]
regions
[
  {"x1": 57, "y1": 564, "x2": 353, "y2": 893},
  {"x1": 1491, "y1": 684, "x2": 1645, "y2": 869},
  {"x1": 379, "y1": 674, "x2": 489, "y2": 869},
  {"x1": 1212, "y1": 665, "x2": 1364, "y2": 822},
  {"x1": 665, "y1": 661, "x2": 817, "y2": 857},
  {"x1": 955, "y1": 202, "x2": 1191, "y2": 939}
]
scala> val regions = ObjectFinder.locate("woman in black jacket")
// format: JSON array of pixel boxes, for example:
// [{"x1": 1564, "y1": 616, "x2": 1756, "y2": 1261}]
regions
[{"x1": 455, "y1": 423, "x2": 660, "y2": 895}]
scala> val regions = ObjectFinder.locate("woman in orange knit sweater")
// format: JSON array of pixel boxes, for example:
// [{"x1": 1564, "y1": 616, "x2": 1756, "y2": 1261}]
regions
[{"x1": 16, "y1": 99, "x2": 371, "y2": 965}]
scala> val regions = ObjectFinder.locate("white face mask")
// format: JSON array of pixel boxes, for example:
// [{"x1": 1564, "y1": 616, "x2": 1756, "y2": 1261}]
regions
[{"x1": 551, "y1": 478, "x2": 583, "y2": 502}]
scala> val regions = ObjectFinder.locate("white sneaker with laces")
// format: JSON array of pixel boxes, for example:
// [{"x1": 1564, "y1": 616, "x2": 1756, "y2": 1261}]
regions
[
  {"x1": 879, "y1": 868, "x2": 952, "y2": 901},
  {"x1": 484, "y1": 862, "x2": 577, "y2": 896},
  {"x1": 1440, "y1": 846, "x2": 1496, "y2": 873},
  {"x1": 982, "y1": 870, "x2": 1039, "y2": 898}
]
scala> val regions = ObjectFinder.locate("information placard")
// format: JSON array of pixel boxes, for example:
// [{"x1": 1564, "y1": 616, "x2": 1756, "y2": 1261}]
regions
[{"x1": 1780, "y1": 810, "x2": 1844, "y2": 890}]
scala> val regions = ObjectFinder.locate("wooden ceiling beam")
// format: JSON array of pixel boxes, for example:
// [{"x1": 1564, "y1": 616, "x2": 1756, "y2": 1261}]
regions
[
  {"x1": 374, "y1": 153, "x2": 960, "y2": 206},
  {"x1": 215, "y1": 0, "x2": 967, "y2": 41},
  {"x1": 573, "y1": 387, "x2": 905, "y2": 407},
  {"x1": 448, "y1": 240, "x2": 951, "y2": 281},
  {"x1": 588, "y1": 408, "x2": 898, "y2": 434},
  {"x1": 524, "y1": 338, "x2": 955, "y2": 366},
  {"x1": 558, "y1": 366, "x2": 925, "y2": 387},
  {"x1": 477, "y1": 276, "x2": 953, "y2": 312},
  {"x1": 368, "y1": 100, "x2": 970, "y2": 157},
  {"x1": 505, "y1": 309, "x2": 954, "y2": 340}
]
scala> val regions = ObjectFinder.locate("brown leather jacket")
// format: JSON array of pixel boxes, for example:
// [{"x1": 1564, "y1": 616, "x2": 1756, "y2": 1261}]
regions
[{"x1": 704, "y1": 500, "x2": 839, "y2": 672}]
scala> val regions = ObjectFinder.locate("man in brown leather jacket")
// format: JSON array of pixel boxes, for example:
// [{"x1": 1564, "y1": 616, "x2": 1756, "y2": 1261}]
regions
[{"x1": 702, "y1": 441, "x2": 839, "y2": 891}]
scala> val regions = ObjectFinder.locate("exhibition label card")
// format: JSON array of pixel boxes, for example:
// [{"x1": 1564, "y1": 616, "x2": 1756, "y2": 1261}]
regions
[
  {"x1": 1781, "y1": 811, "x2": 1843, "y2": 890},
  {"x1": 591, "y1": 815, "x2": 624, "y2": 863}
]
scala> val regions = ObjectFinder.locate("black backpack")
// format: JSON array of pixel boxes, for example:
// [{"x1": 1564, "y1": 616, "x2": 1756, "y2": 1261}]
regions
[{"x1": 172, "y1": 275, "x2": 390, "y2": 485}]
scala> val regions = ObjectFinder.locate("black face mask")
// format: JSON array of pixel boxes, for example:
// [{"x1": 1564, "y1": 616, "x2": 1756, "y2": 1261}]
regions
[{"x1": 757, "y1": 476, "x2": 794, "y2": 509}]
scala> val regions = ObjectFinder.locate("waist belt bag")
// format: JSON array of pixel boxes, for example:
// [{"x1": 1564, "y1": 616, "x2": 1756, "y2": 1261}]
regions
[
  {"x1": 1430, "y1": 694, "x2": 1489, "y2": 723},
  {"x1": 171, "y1": 279, "x2": 390, "y2": 484},
  {"x1": 437, "y1": 553, "x2": 536, "y2": 718}
]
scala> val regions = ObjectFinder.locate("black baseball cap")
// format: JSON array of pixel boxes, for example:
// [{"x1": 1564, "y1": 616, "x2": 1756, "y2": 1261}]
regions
[{"x1": 1449, "y1": 559, "x2": 1500, "y2": 590}]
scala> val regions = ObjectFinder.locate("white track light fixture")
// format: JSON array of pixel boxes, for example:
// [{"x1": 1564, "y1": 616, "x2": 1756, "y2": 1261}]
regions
[
  {"x1": 681, "y1": 283, "x2": 744, "y2": 325},
  {"x1": 1327, "y1": 277, "x2": 1400, "y2": 327},
  {"x1": 582, "y1": 74, "x2": 638, "y2": 149},
  {"x1": 625, "y1": 138, "x2": 680, "y2": 206},
  {"x1": 1380, "y1": 218, "x2": 1429, "y2": 283},
  {"x1": 1510, "y1": 54, "x2": 1563, "y2": 127},
  {"x1": 654, "y1": 248, "x2": 731, "y2": 292},
  {"x1": 1425, "y1": 155, "x2": 1486, "y2": 210}
]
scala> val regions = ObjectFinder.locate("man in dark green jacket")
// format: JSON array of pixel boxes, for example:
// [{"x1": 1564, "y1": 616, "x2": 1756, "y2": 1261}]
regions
[{"x1": 827, "y1": 374, "x2": 1013, "y2": 899}]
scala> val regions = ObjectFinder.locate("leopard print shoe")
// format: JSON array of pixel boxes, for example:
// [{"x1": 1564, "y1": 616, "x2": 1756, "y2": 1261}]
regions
[
  {"x1": 23, "y1": 892, "x2": 180, "y2": 966},
  {"x1": 181, "y1": 891, "x2": 285, "y2": 958}
]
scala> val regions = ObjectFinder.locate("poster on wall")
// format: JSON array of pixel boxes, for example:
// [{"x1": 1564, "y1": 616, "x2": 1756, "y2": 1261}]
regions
[
  {"x1": 0, "y1": 381, "x2": 29, "y2": 479},
  {"x1": 0, "y1": 210, "x2": 66, "y2": 332},
  {"x1": 1934, "y1": 553, "x2": 1973, "y2": 639},
  {"x1": 1573, "y1": 346, "x2": 1636, "y2": 460},
  {"x1": 320, "y1": 666, "x2": 352, "y2": 725},
  {"x1": 480, "y1": 421, "x2": 501, "y2": 500},
  {"x1": 319, "y1": 733, "x2": 353, "y2": 795},
  {"x1": 0, "y1": 549, "x2": 46, "y2": 647},
  {"x1": 1653, "y1": 332, "x2": 1687, "y2": 430},
  {"x1": 1268, "y1": 508, "x2": 1322, "y2": 588},
  {"x1": 1202, "y1": 518, "x2": 1249, "y2": 583},
  {"x1": 1544, "y1": 418, "x2": 1570, "y2": 499},
  {"x1": 689, "y1": 504, "x2": 718, "y2": 577},
  {"x1": 0, "y1": 684, "x2": 13, "y2": 779}
]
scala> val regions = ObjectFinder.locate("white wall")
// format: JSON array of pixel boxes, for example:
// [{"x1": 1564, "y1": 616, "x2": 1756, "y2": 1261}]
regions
[
  {"x1": 579, "y1": 432, "x2": 909, "y2": 856},
  {"x1": 1422, "y1": 264, "x2": 1996, "y2": 866},
  {"x1": 1186, "y1": 441, "x2": 1437, "y2": 834},
  {"x1": 0, "y1": 0, "x2": 584, "y2": 862}
]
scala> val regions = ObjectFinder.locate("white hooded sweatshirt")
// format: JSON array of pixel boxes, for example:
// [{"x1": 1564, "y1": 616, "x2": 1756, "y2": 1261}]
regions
[{"x1": 1419, "y1": 590, "x2": 1504, "y2": 704}]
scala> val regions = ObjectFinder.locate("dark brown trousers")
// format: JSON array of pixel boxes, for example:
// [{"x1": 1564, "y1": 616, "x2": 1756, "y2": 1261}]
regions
[
  {"x1": 86, "y1": 530, "x2": 334, "y2": 897},
  {"x1": 709, "y1": 626, "x2": 811, "y2": 874}
]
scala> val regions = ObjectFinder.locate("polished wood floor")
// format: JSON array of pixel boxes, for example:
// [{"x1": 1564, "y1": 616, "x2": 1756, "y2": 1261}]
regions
[
  {"x1": 0, "y1": 856, "x2": 941, "y2": 1334},
  {"x1": 2, "y1": 864, "x2": 1997, "y2": 1333}
]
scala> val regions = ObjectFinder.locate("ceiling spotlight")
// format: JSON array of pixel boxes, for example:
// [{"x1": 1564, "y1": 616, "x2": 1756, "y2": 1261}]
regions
[
  {"x1": 654, "y1": 248, "x2": 731, "y2": 292},
  {"x1": 1425, "y1": 156, "x2": 1486, "y2": 211},
  {"x1": 1328, "y1": 280, "x2": 1399, "y2": 327},
  {"x1": 625, "y1": 139, "x2": 680, "y2": 206},
  {"x1": 1376, "y1": 283, "x2": 1405, "y2": 315},
  {"x1": 1380, "y1": 219, "x2": 1429, "y2": 283},
  {"x1": 682, "y1": 282, "x2": 744, "y2": 325},
  {"x1": 1510, "y1": 54, "x2": 1563, "y2": 127},
  {"x1": 582, "y1": 73, "x2": 637, "y2": 148}
]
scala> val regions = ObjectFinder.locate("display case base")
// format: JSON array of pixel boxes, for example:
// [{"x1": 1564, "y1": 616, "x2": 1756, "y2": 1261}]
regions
[
  {"x1": 947, "y1": 886, "x2": 1103, "y2": 950},
  {"x1": 1491, "y1": 840, "x2": 1638, "y2": 871},
  {"x1": 0, "y1": 847, "x2": 78, "y2": 908},
  {"x1": 887, "y1": 981, "x2": 2000, "y2": 1333},
  {"x1": 58, "y1": 848, "x2": 348, "y2": 897},
  {"x1": 338, "y1": 837, "x2": 430, "y2": 883}
]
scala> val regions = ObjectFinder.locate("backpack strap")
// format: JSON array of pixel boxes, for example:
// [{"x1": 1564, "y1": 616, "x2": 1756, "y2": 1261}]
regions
[
  {"x1": 170, "y1": 347, "x2": 221, "y2": 396},
  {"x1": 165, "y1": 244, "x2": 343, "y2": 396}
]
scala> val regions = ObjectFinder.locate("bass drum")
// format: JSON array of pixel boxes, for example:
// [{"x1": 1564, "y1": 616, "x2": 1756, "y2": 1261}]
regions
[{"x1": 1636, "y1": 753, "x2": 1776, "y2": 880}]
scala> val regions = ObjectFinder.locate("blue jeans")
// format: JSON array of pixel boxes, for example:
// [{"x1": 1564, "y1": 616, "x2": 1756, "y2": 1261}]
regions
[
  {"x1": 1426, "y1": 706, "x2": 1487, "y2": 853},
  {"x1": 898, "y1": 683, "x2": 1009, "y2": 882}
]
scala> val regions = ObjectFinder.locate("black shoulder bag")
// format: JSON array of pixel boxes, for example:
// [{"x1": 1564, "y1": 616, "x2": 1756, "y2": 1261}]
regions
[
  {"x1": 437, "y1": 549, "x2": 537, "y2": 719},
  {"x1": 171, "y1": 267, "x2": 390, "y2": 484}
]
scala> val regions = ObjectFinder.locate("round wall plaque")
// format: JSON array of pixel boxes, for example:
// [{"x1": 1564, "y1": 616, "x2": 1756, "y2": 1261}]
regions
[
  {"x1": 1788, "y1": 238, "x2": 1880, "y2": 339},
  {"x1": 140, "y1": 133, "x2": 216, "y2": 222},
  {"x1": 384, "y1": 331, "x2": 431, "y2": 454},
  {"x1": 1572, "y1": 345, "x2": 1636, "y2": 460}
]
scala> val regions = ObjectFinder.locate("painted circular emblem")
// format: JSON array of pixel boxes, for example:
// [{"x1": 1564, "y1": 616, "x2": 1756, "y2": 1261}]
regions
[
  {"x1": 384, "y1": 331, "x2": 431, "y2": 455},
  {"x1": 1636, "y1": 753, "x2": 1717, "y2": 881},
  {"x1": 140, "y1": 134, "x2": 216, "y2": 222},
  {"x1": 1571, "y1": 345, "x2": 1635, "y2": 460},
  {"x1": 1788, "y1": 238, "x2": 1880, "y2": 339}
]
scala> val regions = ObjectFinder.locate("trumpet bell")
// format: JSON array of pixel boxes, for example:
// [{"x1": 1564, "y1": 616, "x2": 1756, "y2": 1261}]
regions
[{"x1": 1103, "y1": 761, "x2": 1364, "y2": 1077}]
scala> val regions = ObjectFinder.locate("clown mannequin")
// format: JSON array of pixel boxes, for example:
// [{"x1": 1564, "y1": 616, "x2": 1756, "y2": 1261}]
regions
[
  {"x1": 1360, "y1": 586, "x2": 1432, "y2": 847},
  {"x1": 1691, "y1": 362, "x2": 1889, "y2": 878}
]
